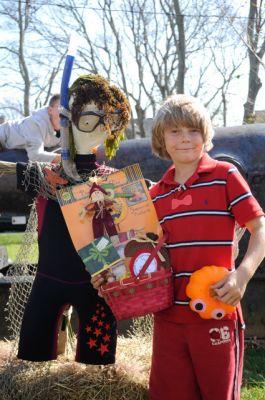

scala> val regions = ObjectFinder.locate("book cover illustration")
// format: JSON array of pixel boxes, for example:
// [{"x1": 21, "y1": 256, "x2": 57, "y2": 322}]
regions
[
  {"x1": 78, "y1": 236, "x2": 121, "y2": 277},
  {"x1": 57, "y1": 164, "x2": 164, "y2": 279}
]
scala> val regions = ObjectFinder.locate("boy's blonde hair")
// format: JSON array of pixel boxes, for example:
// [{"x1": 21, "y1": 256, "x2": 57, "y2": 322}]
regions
[{"x1": 152, "y1": 94, "x2": 214, "y2": 160}]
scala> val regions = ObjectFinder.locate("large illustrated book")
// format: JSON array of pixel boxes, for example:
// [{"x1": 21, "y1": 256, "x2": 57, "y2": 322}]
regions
[{"x1": 56, "y1": 164, "x2": 163, "y2": 277}]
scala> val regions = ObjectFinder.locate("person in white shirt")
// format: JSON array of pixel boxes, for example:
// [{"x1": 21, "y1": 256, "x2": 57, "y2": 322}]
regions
[{"x1": 0, "y1": 94, "x2": 61, "y2": 163}]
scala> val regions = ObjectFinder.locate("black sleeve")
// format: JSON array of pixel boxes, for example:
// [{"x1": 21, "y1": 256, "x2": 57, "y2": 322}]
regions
[{"x1": 16, "y1": 162, "x2": 41, "y2": 199}]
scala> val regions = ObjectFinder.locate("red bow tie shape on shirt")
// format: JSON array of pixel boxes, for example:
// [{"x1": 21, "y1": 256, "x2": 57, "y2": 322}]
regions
[{"x1": 172, "y1": 194, "x2": 192, "y2": 210}]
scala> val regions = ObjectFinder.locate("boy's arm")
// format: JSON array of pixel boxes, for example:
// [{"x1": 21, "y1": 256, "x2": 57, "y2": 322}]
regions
[
  {"x1": 21, "y1": 119, "x2": 60, "y2": 163},
  {"x1": 212, "y1": 216, "x2": 265, "y2": 306},
  {"x1": 26, "y1": 139, "x2": 61, "y2": 163}
]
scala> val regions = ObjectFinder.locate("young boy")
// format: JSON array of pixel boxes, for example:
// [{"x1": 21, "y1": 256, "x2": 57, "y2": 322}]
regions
[
  {"x1": 149, "y1": 94, "x2": 265, "y2": 400},
  {"x1": 0, "y1": 94, "x2": 61, "y2": 163}
]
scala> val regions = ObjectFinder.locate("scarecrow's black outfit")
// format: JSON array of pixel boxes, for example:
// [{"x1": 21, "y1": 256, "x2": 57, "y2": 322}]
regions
[{"x1": 17, "y1": 154, "x2": 117, "y2": 364}]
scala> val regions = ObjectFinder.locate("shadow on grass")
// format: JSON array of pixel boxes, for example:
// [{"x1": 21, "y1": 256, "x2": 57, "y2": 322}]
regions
[{"x1": 243, "y1": 346, "x2": 265, "y2": 389}]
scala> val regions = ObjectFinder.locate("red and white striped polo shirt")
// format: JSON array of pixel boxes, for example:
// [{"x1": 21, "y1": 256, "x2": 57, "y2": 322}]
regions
[{"x1": 150, "y1": 153, "x2": 264, "y2": 324}]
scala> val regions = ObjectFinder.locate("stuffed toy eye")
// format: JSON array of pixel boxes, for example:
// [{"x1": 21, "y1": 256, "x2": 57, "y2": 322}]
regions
[
  {"x1": 186, "y1": 266, "x2": 236, "y2": 319},
  {"x1": 191, "y1": 299, "x2": 206, "y2": 312},
  {"x1": 212, "y1": 309, "x2": 226, "y2": 320}
]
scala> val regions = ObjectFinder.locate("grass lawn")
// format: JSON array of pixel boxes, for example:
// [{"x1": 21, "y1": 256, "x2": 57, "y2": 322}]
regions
[
  {"x1": 0, "y1": 232, "x2": 38, "y2": 263},
  {"x1": 242, "y1": 346, "x2": 265, "y2": 400},
  {"x1": 0, "y1": 232, "x2": 264, "y2": 399}
]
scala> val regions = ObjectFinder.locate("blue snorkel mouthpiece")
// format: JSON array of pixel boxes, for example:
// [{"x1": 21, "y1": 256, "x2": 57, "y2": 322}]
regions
[{"x1": 60, "y1": 33, "x2": 81, "y2": 181}]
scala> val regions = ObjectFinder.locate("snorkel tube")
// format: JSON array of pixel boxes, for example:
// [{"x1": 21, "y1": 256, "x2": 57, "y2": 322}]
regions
[{"x1": 60, "y1": 33, "x2": 81, "y2": 181}]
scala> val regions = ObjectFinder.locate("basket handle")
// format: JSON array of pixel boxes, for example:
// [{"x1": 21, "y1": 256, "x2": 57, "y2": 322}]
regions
[{"x1": 137, "y1": 232, "x2": 168, "y2": 279}]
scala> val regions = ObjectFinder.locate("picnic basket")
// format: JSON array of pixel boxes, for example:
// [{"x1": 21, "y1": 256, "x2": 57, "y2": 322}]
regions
[{"x1": 100, "y1": 234, "x2": 174, "y2": 320}]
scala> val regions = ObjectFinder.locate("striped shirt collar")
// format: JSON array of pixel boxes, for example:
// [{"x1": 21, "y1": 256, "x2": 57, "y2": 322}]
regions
[{"x1": 160, "y1": 153, "x2": 218, "y2": 186}]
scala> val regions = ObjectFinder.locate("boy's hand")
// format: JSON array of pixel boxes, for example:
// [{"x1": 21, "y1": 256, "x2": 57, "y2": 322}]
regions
[
  {"x1": 52, "y1": 154, "x2": 61, "y2": 164},
  {"x1": 212, "y1": 216, "x2": 265, "y2": 307},
  {"x1": 91, "y1": 273, "x2": 106, "y2": 297},
  {"x1": 210, "y1": 269, "x2": 249, "y2": 307}
]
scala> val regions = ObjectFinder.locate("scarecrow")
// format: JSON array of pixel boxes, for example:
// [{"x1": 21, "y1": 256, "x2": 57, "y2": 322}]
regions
[
  {"x1": 85, "y1": 182, "x2": 118, "y2": 239},
  {"x1": 0, "y1": 73, "x2": 131, "y2": 365}
]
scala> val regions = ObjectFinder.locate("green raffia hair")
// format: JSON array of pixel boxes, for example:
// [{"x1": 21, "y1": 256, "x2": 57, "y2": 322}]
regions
[{"x1": 68, "y1": 74, "x2": 131, "y2": 160}]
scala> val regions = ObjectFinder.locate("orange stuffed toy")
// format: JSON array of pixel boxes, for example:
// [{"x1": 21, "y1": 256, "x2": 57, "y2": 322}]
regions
[{"x1": 186, "y1": 265, "x2": 236, "y2": 320}]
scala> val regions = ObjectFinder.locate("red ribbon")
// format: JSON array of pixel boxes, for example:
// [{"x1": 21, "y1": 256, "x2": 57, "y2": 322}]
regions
[{"x1": 172, "y1": 194, "x2": 192, "y2": 210}]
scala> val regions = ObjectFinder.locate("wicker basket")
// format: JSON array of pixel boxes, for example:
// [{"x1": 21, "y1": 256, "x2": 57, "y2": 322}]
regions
[
  {"x1": 101, "y1": 234, "x2": 174, "y2": 320},
  {"x1": 101, "y1": 268, "x2": 173, "y2": 320}
]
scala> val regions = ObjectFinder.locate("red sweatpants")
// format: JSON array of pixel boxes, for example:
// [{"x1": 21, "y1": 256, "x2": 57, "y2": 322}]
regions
[{"x1": 149, "y1": 317, "x2": 244, "y2": 400}]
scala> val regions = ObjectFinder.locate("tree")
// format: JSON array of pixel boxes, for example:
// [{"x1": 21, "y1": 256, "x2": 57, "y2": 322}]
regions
[
  {"x1": 0, "y1": 0, "x2": 64, "y2": 117},
  {"x1": 243, "y1": 0, "x2": 265, "y2": 123},
  {"x1": 0, "y1": 0, "x2": 255, "y2": 129}
]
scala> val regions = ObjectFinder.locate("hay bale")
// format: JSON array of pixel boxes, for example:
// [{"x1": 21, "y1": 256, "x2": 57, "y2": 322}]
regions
[
  {"x1": 0, "y1": 340, "x2": 12, "y2": 367},
  {"x1": 0, "y1": 317, "x2": 153, "y2": 400}
]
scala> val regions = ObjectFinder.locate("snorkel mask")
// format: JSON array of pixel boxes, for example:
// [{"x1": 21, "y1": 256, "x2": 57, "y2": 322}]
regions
[{"x1": 60, "y1": 35, "x2": 131, "y2": 181}]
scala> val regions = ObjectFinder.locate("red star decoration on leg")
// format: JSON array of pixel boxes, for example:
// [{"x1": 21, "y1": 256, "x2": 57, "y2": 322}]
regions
[
  {"x1": 91, "y1": 315, "x2": 98, "y2": 322},
  {"x1": 87, "y1": 338, "x2": 97, "y2": 349},
  {"x1": 103, "y1": 333, "x2": 111, "y2": 342},
  {"x1": 98, "y1": 320, "x2": 104, "y2": 327},
  {"x1": 94, "y1": 328, "x2": 102, "y2": 337},
  {"x1": 85, "y1": 325, "x2": 92, "y2": 333},
  {"x1": 105, "y1": 323, "x2": 110, "y2": 330},
  {"x1": 98, "y1": 343, "x2": 109, "y2": 355}
]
